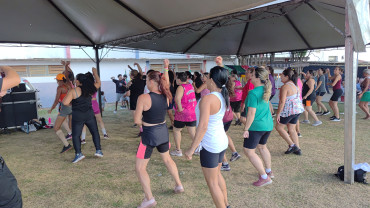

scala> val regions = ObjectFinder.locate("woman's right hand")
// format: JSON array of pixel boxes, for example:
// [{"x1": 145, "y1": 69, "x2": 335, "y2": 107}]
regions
[
  {"x1": 184, "y1": 149, "x2": 193, "y2": 160},
  {"x1": 276, "y1": 116, "x2": 280, "y2": 124}
]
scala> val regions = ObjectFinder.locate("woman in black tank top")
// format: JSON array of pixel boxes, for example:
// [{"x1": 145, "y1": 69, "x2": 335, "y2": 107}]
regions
[
  {"x1": 63, "y1": 67, "x2": 103, "y2": 164},
  {"x1": 133, "y1": 60, "x2": 184, "y2": 208}
]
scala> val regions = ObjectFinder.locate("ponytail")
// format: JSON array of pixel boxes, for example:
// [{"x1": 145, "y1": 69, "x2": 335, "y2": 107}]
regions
[
  {"x1": 76, "y1": 72, "x2": 97, "y2": 97},
  {"x1": 254, "y1": 67, "x2": 271, "y2": 102},
  {"x1": 262, "y1": 79, "x2": 272, "y2": 102},
  {"x1": 226, "y1": 77, "x2": 235, "y2": 97},
  {"x1": 209, "y1": 66, "x2": 229, "y2": 107},
  {"x1": 148, "y1": 71, "x2": 172, "y2": 101}
]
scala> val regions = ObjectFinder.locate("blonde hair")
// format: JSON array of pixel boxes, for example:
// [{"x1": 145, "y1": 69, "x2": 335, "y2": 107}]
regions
[
  {"x1": 364, "y1": 69, "x2": 370, "y2": 75},
  {"x1": 254, "y1": 67, "x2": 271, "y2": 102}
]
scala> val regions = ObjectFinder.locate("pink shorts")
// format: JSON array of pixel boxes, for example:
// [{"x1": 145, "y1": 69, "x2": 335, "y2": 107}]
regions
[{"x1": 92, "y1": 100, "x2": 100, "y2": 114}]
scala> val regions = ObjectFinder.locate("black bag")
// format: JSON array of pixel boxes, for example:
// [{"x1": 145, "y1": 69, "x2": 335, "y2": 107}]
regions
[
  {"x1": 0, "y1": 156, "x2": 23, "y2": 208},
  {"x1": 335, "y1": 165, "x2": 368, "y2": 184}
]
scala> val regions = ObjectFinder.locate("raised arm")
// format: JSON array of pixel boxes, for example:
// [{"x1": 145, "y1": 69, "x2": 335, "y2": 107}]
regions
[
  {"x1": 92, "y1": 67, "x2": 101, "y2": 89},
  {"x1": 0, "y1": 66, "x2": 21, "y2": 92},
  {"x1": 195, "y1": 83, "x2": 207, "y2": 94},
  {"x1": 163, "y1": 59, "x2": 170, "y2": 87},
  {"x1": 134, "y1": 63, "x2": 143, "y2": 76}
]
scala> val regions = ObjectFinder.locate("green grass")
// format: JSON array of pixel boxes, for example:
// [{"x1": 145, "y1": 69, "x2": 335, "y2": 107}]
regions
[{"x1": 0, "y1": 102, "x2": 369, "y2": 208}]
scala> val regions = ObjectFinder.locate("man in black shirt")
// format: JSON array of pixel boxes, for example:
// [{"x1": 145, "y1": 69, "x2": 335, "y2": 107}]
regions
[
  {"x1": 111, "y1": 74, "x2": 127, "y2": 113},
  {"x1": 0, "y1": 66, "x2": 22, "y2": 208}
]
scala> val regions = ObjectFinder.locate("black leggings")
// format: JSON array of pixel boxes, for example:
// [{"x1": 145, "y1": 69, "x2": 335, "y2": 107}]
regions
[{"x1": 72, "y1": 111, "x2": 101, "y2": 154}]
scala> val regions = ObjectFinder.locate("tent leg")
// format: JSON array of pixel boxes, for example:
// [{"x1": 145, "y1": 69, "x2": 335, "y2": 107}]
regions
[
  {"x1": 344, "y1": 2, "x2": 356, "y2": 184},
  {"x1": 94, "y1": 46, "x2": 103, "y2": 117}
]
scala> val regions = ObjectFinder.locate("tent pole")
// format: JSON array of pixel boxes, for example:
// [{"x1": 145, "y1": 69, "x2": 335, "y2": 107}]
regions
[
  {"x1": 94, "y1": 46, "x2": 103, "y2": 117},
  {"x1": 344, "y1": 1, "x2": 356, "y2": 184}
]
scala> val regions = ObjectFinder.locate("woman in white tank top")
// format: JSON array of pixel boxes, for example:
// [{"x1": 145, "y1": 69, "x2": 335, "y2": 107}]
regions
[{"x1": 185, "y1": 60, "x2": 231, "y2": 208}]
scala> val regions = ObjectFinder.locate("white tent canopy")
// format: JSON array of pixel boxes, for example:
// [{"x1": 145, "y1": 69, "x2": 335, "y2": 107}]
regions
[{"x1": 0, "y1": 0, "x2": 350, "y2": 55}]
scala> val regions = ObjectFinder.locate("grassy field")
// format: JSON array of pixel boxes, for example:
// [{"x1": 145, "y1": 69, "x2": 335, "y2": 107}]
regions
[{"x1": 0, "y1": 103, "x2": 369, "y2": 208}]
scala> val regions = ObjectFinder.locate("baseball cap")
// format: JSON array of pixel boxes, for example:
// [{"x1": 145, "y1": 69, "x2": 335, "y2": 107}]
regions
[{"x1": 55, "y1": 73, "x2": 66, "y2": 81}]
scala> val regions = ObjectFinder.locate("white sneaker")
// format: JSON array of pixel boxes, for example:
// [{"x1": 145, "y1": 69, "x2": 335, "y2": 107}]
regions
[
  {"x1": 137, "y1": 197, "x2": 157, "y2": 208},
  {"x1": 113, "y1": 110, "x2": 117, "y2": 114},
  {"x1": 301, "y1": 120, "x2": 310, "y2": 124},
  {"x1": 170, "y1": 149, "x2": 183, "y2": 157},
  {"x1": 312, "y1": 121, "x2": 322, "y2": 126}
]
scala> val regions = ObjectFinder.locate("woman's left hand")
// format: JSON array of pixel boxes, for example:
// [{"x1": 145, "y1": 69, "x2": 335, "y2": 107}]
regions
[
  {"x1": 184, "y1": 149, "x2": 193, "y2": 160},
  {"x1": 243, "y1": 130, "x2": 249, "y2": 138}
]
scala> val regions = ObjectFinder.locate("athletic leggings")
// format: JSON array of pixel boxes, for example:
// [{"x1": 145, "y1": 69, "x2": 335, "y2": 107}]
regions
[{"x1": 72, "y1": 110, "x2": 101, "y2": 154}]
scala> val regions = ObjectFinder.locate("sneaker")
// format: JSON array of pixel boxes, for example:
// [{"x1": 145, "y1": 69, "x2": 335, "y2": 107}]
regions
[
  {"x1": 81, "y1": 139, "x2": 86, "y2": 144},
  {"x1": 294, "y1": 149, "x2": 302, "y2": 155},
  {"x1": 174, "y1": 186, "x2": 184, "y2": 194},
  {"x1": 315, "y1": 111, "x2": 323, "y2": 115},
  {"x1": 272, "y1": 113, "x2": 276, "y2": 117},
  {"x1": 120, "y1": 106, "x2": 125, "y2": 109},
  {"x1": 103, "y1": 134, "x2": 109, "y2": 139},
  {"x1": 267, "y1": 171, "x2": 275, "y2": 179},
  {"x1": 230, "y1": 152, "x2": 241, "y2": 162},
  {"x1": 252, "y1": 176, "x2": 272, "y2": 187},
  {"x1": 322, "y1": 111, "x2": 331, "y2": 115},
  {"x1": 331, "y1": 117, "x2": 341, "y2": 122},
  {"x1": 137, "y1": 197, "x2": 157, "y2": 208},
  {"x1": 168, "y1": 126, "x2": 173, "y2": 130},
  {"x1": 72, "y1": 153, "x2": 85, "y2": 163},
  {"x1": 330, "y1": 116, "x2": 336, "y2": 120},
  {"x1": 65, "y1": 133, "x2": 72, "y2": 141},
  {"x1": 297, "y1": 133, "x2": 302, "y2": 137},
  {"x1": 221, "y1": 163, "x2": 231, "y2": 171},
  {"x1": 301, "y1": 120, "x2": 310, "y2": 124},
  {"x1": 285, "y1": 145, "x2": 299, "y2": 154},
  {"x1": 234, "y1": 120, "x2": 240, "y2": 126},
  {"x1": 312, "y1": 120, "x2": 322, "y2": 126},
  {"x1": 113, "y1": 110, "x2": 117, "y2": 114},
  {"x1": 170, "y1": 149, "x2": 183, "y2": 157},
  {"x1": 132, "y1": 124, "x2": 137, "y2": 128},
  {"x1": 94, "y1": 150, "x2": 103, "y2": 157},
  {"x1": 60, "y1": 144, "x2": 72, "y2": 154}
]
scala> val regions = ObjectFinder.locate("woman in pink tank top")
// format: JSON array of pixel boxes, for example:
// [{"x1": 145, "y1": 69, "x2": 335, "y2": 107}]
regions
[
  {"x1": 194, "y1": 72, "x2": 210, "y2": 98},
  {"x1": 170, "y1": 72, "x2": 198, "y2": 157},
  {"x1": 229, "y1": 74, "x2": 243, "y2": 125}
]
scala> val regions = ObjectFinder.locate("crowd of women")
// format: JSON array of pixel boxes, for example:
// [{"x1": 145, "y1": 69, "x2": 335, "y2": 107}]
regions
[{"x1": 2, "y1": 56, "x2": 368, "y2": 208}]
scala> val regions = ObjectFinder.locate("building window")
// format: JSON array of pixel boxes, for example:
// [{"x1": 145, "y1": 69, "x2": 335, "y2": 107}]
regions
[
  {"x1": 11, "y1": 65, "x2": 64, "y2": 77},
  {"x1": 328, "y1": 56, "x2": 338, "y2": 62}
]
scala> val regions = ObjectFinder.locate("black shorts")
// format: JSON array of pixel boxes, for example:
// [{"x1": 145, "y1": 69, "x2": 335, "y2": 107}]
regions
[
  {"x1": 230, "y1": 101, "x2": 241, "y2": 113},
  {"x1": 316, "y1": 92, "x2": 326, "y2": 96},
  {"x1": 303, "y1": 95, "x2": 316, "y2": 106},
  {"x1": 200, "y1": 148, "x2": 226, "y2": 168},
  {"x1": 174, "y1": 120, "x2": 196, "y2": 128},
  {"x1": 243, "y1": 131, "x2": 271, "y2": 149},
  {"x1": 330, "y1": 89, "x2": 343, "y2": 101},
  {"x1": 279, "y1": 114, "x2": 301, "y2": 125},
  {"x1": 223, "y1": 121, "x2": 232, "y2": 132},
  {"x1": 136, "y1": 141, "x2": 170, "y2": 159},
  {"x1": 269, "y1": 94, "x2": 275, "y2": 101}
]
